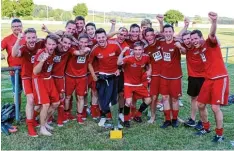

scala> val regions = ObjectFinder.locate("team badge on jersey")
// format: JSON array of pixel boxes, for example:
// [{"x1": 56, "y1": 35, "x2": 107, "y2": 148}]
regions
[
  {"x1": 97, "y1": 53, "x2": 103, "y2": 58},
  {"x1": 200, "y1": 53, "x2": 207, "y2": 62},
  {"x1": 109, "y1": 52, "x2": 115, "y2": 56},
  {"x1": 152, "y1": 51, "x2": 162, "y2": 61},
  {"x1": 131, "y1": 63, "x2": 137, "y2": 67},
  {"x1": 77, "y1": 56, "x2": 86, "y2": 63},
  {"x1": 31, "y1": 56, "x2": 35, "y2": 63},
  {"x1": 53, "y1": 56, "x2": 61, "y2": 63},
  {"x1": 169, "y1": 49, "x2": 174, "y2": 52},
  {"x1": 163, "y1": 52, "x2": 171, "y2": 62},
  {"x1": 47, "y1": 64, "x2": 53, "y2": 72}
]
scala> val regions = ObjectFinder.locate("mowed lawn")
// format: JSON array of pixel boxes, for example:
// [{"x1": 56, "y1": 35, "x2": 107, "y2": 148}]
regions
[{"x1": 1, "y1": 23, "x2": 234, "y2": 150}]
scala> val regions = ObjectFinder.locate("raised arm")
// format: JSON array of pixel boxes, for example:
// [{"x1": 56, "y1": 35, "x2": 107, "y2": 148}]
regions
[
  {"x1": 12, "y1": 33, "x2": 24, "y2": 57},
  {"x1": 108, "y1": 19, "x2": 116, "y2": 34},
  {"x1": 177, "y1": 17, "x2": 190, "y2": 37},
  {"x1": 174, "y1": 41, "x2": 187, "y2": 54},
  {"x1": 33, "y1": 52, "x2": 49, "y2": 75},
  {"x1": 156, "y1": 14, "x2": 164, "y2": 33},
  {"x1": 117, "y1": 47, "x2": 129, "y2": 65},
  {"x1": 208, "y1": 12, "x2": 218, "y2": 41}
]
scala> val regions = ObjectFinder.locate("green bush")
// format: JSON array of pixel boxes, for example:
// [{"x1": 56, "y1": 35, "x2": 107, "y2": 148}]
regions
[{"x1": 21, "y1": 16, "x2": 34, "y2": 20}]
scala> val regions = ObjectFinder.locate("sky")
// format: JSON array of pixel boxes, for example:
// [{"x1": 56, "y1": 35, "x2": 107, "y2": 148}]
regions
[{"x1": 33, "y1": 0, "x2": 234, "y2": 18}]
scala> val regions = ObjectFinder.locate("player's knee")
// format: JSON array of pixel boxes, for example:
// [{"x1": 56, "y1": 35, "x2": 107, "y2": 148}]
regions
[
  {"x1": 52, "y1": 102, "x2": 60, "y2": 108},
  {"x1": 197, "y1": 102, "x2": 205, "y2": 109},
  {"x1": 42, "y1": 103, "x2": 50, "y2": 109},
  {"x1": 77, "y1": 96, "x2": 84, "y2": 101},
  {"x1": 211, "y1": 105, "x2": 220, "y2": 113},
  {"x1": 144, "y1": 97, "x2": 152, "y2": 105},
  {"x1": 171, "y1": 98, "x2": 178, "y2": 103},
  {"x1": 162, "y1": 95, "x2": 169, "y2": 102}
]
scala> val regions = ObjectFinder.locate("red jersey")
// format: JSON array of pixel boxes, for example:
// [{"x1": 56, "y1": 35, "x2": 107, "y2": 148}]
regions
[
  {"x1": 122, "y1": 54, "x2": 150, "y2": 85},
  {"x1": 65, "y1": 47, "x2": 89, "y2": 77},
  {"x1": 88, "y1": 37, "x2": 99, "y2": 73},
  {"x1": 19, "y1": 40, "x2": 45, "y2": 79},
  {"x1": 52, "y1": 48, "x2": 72, "y2": 78},
  {"x1": 197, "y1": 37, "x2": 228, "y2": 79},
  {"x1": 159, "y1": 39, "x2": 182, "y2": 79},
  {"x1": 125, "y1": 38, "x2": 147, "y2": 49},
  {"x1": 1, "y1": 34, "x2": 26, "y2": 67},
  {"x1": 33, "y1": 49, "x2": 55, "y2": 78},
  {"x1": 88, "y1": 40, "x2": 121, "y2": 74},
  {"x1": 185, "y1": 45, "x2": 205, "y2": 77},
  {"x1": 144, "y1": 40, "x2": 162, "y2": 76}
]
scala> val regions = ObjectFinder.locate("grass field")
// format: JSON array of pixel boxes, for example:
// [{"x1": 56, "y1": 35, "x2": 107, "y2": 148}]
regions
[{"x1": 1, "y1": 23, "x2": 234, "y2": 150}]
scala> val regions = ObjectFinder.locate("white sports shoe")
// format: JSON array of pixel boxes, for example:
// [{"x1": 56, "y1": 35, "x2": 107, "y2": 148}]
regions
[
  {"x1": 98, "y1": 118, "x2": 106, "y2": 127},
  {"x1": 179, "y1": 99, "x2": 184, "y2": 107},
  {"x1": 118, "y1": 113, "x2": 124, "y2": 122}
]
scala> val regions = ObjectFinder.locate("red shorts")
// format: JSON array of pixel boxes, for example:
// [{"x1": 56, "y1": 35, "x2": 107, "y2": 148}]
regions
[
  {"x1": 88, "y1": 74, "x2": 97, "y2": 91},
  {"x1": 32, "y1": 77, "x2": 59, "y2": 105},
  {"x1": 124, "y1": 85, "x2": 150, "y2": 99},
  {"x1": 65, "y1": 75, "x2": 87, "y2": 96},
  {"x1": 53, "y1": 77, "x2": 65, "y2": 93},
  {"x1": 160, "y1": 78, "x2": 182, "y2": 99},
  {"x1": 22, "y1": 79, "x2": 33, "y2": 95},
  {"x1": 150, "y1": 76, "x2": 161, "y2": 96},
  {"x1": 197, "y1": 77, "x2": 229, "y2": 105}
]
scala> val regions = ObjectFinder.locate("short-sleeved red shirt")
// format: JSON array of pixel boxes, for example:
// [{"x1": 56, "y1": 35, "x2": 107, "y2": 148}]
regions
[
  {"x1": 159, "y1": 39, "x2": 182, "y2": 79},
  {"x1": 122, "y1": 54, "x2": 150, "y2": 85},
  {"x1": 197, "y1": 37, "x2": 228, "y2": 79},
  {"x1": 33, "y1": 49, "x2": 55, "y2": 78},
  {"x1": 1, "y1": 34, "x2": 26, "y2": 67},
  {"x1": 19, "y1": 40, "x2": 45, "y2": 79},
  {"x1": 88, "y1": 40, "x2": 121, "y2": 74}
]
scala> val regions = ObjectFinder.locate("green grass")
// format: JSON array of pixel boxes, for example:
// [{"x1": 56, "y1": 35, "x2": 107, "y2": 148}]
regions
[
  {"x1": 1, "y1": 23, "x2": 234, "y2": 150},
  {"x1": 1, "y1": 63, "x2": 234, "y2": 150}
]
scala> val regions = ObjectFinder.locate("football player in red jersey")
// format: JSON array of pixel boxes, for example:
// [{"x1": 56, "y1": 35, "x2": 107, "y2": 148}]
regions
[
  {"x1": 117, "y1": 41, "x2": 152, "y2": 127},
  {"x1": 12, "y1": 28, "x2": 45, "y2": 137},
  {"x1": 32, "y1": 35, "x2": 60, "y2": 136},
  {"x1": 191, "y1": 12, "x2": 229, "y2": 142}
]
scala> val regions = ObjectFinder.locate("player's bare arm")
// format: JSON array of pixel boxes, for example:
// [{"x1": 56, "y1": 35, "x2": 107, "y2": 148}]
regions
[
  {"x1": 156, "y1": 14, "x2": 164, "y2": 33},
  {"x1": 33, "y1": 52, "x2": 49, "y2": 75},
  {"x1": 12, "y1": 33, "x2": 24, "y2": 57},
  {"x1": 208, "y1": 12, "x2": 218, "y2": 42},
  {"x1": 117, "y1": 47, "x2": 129, "y2": 65},
  {"x1": 175, "y1": 41, "x2": 187, "y2": 54},
  {"x1": 177, "y1": 17, "x2": 190, "y2": 37},
  {"x1": 88, "y1": 63, "x2": 98, "y2": 81}
]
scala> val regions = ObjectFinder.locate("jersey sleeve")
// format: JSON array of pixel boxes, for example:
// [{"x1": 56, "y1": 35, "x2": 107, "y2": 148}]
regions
[
  {"x1": 122, "y1": 56, "x2": 131, "y2": 65},
  {"x1": 206, "y1": 36, "x2": 218, "y2": 48},
  {"x1": 1, "y1": 38, "x2": 7, "y2": 50}
]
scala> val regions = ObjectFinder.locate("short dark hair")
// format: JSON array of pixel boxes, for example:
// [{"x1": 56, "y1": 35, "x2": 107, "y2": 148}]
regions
[
  {"x1": 65, "y1": 20, "x2": 76, "y2": 27},
  {"x1": 95, "y1": 28, "x2": 106, "y2": 35},
  {"x1": 190, "y1": 29, "x2": 203, "y2": 38},
  {"x1": 144, "y1": 27, "x2": 154, "y2": 36},
  {"x1": 78, "y1": 33, "x2": 89, "y2": 40},
  {"x1": 45, "y1": 34, "x2": 59, "y2": 44},
  {"x1": 75, "y1": 16, "x2": 85, "y2": 22},
  {"x1": 163, "y1": 24, "x2": 174, "y2": 32},
  {"x1": 11, "y1": 18, "x2": 22, "y2": 25},
  {"x1": 182, "y1": 30, "x2": 191, "y2": 38},
  {"x1": 85, "y1": 22, "x2": 96, "y2": 30},
  {"x1": 130, "y1": 24, "x2": 140, "y2": 31},
  {"x1": 133, "y1": 41, "x2": 144, "y2": 48},
  {"x1": 24, "y1": 28, "x2": 36, "y2": 34}
]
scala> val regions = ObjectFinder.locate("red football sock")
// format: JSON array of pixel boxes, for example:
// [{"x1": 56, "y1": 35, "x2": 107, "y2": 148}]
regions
[
  {"x1": 164, "y1": 110, "x2": 171, "y2": 121},
  {"x1": 202, "y1": 121, "x2": 210, "y2": 130},
  {"x1": 215, "y1": 128, "x2": 223, "y2": 136},
  {"x1": 172, "y1": 110, "x2": 179, "y2": 120}
]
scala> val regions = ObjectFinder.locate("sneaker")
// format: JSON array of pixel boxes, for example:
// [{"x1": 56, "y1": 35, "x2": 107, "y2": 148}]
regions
[
  {"x1": 134, "y1": 117, "x2": 142, "y2": 123},
  {"x1": 194, "y1": 120, "x2": 203, "y2": 131},
  {"x1": 159, "y1": 106, "x2": 164, "y2": 112},
  {"x1": 123, "y1": 121, "x2": 130, "y2": 128},
  {"x1": 195, "y1": 128, "x2": 211, "y2": 136},
  {"x1": 118, "y1": 121, "x2": 123, "y2": 129},
  {"x1": 184, "y1": 118, "x2": 196, "y2": 127},
  {"x1": 172, "y1": 119, "x2": 179, "y2": 128},
  {"x1": 157, "y1": 103, "x2": 163, "y2": 109},
  {"x1": 179, "y1": 99, "x2": 184, "y2": 107},
  {"x1": 77, "y1": 115, "x2": 84, "y2": 125},
  {"x1": 98, "y1": 118, "x2": 106, "y2": 127},
  {"x1": 212, "y1": 135, "x2": 224, "y2": 142},
  {"x1": 68, "y1": 113, "x2": 76, "y2": 121},
  {"x1": 118, "y1": 113, "x2": 124, "y2": 122},
  {"x1": 160, "y1": 120, "x2": 172, "y2": 128}
]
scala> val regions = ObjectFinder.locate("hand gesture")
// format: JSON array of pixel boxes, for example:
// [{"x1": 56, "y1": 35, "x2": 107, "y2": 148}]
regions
[
  {"x1": 184, "y1": 17, "x2": 190, "y2": 27},
  {"x1": 156, "y1": 14, "x2": 164, "y2": 23},
  {"x1": 110, "y1": 18, "x2": 116, "y2": 25},
  {"x1": 38, "y1": 52, "x2": 49, "y2": 62},
  {"x1": 84, "y1": 47, "x2": 91, "y2": 53},
  {"x1": 174, "y1": 42, "x2": 182, "y2": 49},
  {"x1": 41, "y1": 24, "x2": 49, "y2": 33},
  {"x1": 92, "y1": 74, "x2": 98, "y2": 81},
  {"x1": 122, "y1": 47, "x2": 129, "y2": 53},
  {"x1": 17, "y1": 33, "x2": 24, "y2": 40},
  {"x1": 114, "y1": 69, "x2": 120, "y2": 76},
  {"x1": 208, "y1": 12, "x2": 218, "y2": 22}
]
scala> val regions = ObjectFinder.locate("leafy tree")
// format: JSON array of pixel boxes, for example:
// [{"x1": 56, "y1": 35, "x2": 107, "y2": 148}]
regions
[
  {"x1": 72, "y1": 3, "x2": 88, "y2": 17},
  {"x1": 1, "y1": 0, "x2": 16, "y2": 18},
  {"x1": 15, "y1": 0, "x2": 34, "y2": 17},
  {"x1": 61, "y1": 11, "x2": 72, "y2": 21},
  {"x1": 193, "y1": 15, "x2": 202, "y2": 23},
  {"x1": 164, "y1": 9, "x2": 184, "y2": 26},
  {"x1": 33, "y1": 4, "x2": 52, "y2": 18}
]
